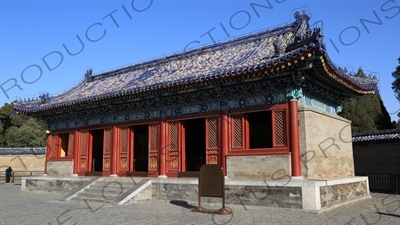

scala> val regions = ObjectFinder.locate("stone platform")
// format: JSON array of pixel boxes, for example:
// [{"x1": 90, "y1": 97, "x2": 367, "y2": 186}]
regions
[{"x1": 21, "y1": 176, "x2": 370, "y2": 213}]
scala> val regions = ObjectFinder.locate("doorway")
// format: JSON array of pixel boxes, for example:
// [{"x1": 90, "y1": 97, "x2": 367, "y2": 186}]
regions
[
  {"x1": 184, "y1": 118, "x2": 206, "y2": 171},
  {"x1": 133, "y1": 125, "x2": 148, "y2": 172},
  {"x1": 91, "y1": 129, "x2": 104, "y2": 172}
]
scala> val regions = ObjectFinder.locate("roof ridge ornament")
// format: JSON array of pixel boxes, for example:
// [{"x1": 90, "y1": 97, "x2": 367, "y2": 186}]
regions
[
  {"x1": 85, "y1": 69, "x2": 93, "y2": 82},
  {"x1": 40, "y1": 93, "x2": 50, "y2": 104},
  {"x1": 293, "y1": 10, "x2": 312, "y2": 42},
  {"x1": 294, "y1": 10, "x2": 310, "y2": 25}
]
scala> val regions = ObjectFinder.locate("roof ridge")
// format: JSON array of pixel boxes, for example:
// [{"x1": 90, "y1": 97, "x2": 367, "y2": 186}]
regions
[{"x1": 352, "y1": 128, "x2": 400, "y2": 136}]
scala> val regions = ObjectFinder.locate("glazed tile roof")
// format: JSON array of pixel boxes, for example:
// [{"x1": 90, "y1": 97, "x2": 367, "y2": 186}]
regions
[
  {"x1": 14, "y1": 11, "x2": 378, "y2": 114},
  {"x1": 352, "y1": 129, "x2": 400, "y2": 142},
  {"x1": 0, "y1": 148, "x2": 46, "y2": 155}
]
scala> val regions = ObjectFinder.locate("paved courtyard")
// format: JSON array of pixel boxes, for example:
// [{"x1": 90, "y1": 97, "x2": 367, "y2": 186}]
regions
[{"x1": 0, "y1": 183, "x2": 399, "y2": 225}]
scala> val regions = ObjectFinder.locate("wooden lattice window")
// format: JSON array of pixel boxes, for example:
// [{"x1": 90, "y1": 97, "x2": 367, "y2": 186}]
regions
[
  {"x1": 230, "y1": 109, "x2": 287, "y2": 150},
  {"x1": 231, "y1": 114, "x2": 245, "y2": 149},
  {"x1": 206, "y1": 117, "x2": 219, "y2": 150},
  {"x1": 272, "y1": 110, "x2": 286, "y2": 147},
  {"x1": 149, "y1": 124, "x2": 159, "y2": 152},
  {"x1": 103, "y1": 128, "x2": 112, "y2": 154},
  {"x1": 169, "y1": 122, "x2": 179, "y2": 151}
]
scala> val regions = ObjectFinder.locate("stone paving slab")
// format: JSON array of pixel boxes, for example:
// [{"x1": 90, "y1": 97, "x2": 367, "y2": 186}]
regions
[{"x1": 0, "y1": 183, "x2": 399, "y2": 225}]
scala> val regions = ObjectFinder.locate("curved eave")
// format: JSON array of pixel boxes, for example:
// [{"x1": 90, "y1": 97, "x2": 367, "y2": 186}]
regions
[
  {"x1": 317, "y1": 55, "x2": 376, "y2": 95},
  {"x1": 15, "y1": 49, "x2": 316, "y2": 115}
]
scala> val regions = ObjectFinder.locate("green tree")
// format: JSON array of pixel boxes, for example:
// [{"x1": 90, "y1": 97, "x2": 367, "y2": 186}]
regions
[
  {"x1": 392, "y1": 57, "x2": 400, "y2": 101},
  {"x1": 339, "y1": 94, "x2": 393, "y2": 132},
  {"x1": 339, "y1": 95, "x2": 376, "y2": 132},
  {"x1": 5, "y1": 118, "x2": 46, "y2": 147},
  {"x1": 339, "y1": 67, "x2": 394, "y2": 132},
  {"x1": 0, "y1": 103, "x2": 46, "y2": 147}
]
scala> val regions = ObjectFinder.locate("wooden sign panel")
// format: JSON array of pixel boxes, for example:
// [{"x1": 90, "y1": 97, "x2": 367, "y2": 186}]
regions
[
  {"x1": 198, "y1": 164, "x2": 224, "y2": 198},
  {"x1": 195, "y1": 164, "x2": 231, "y2": 215}
]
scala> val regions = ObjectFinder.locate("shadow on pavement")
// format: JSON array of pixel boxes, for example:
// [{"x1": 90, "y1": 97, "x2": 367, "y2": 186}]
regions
[
  {"x1": 377, "y1": 212, "x2": 400, "y2": 218},
  {"x1": 169, "y1": 200, "x2": 196, "y2": 209}
]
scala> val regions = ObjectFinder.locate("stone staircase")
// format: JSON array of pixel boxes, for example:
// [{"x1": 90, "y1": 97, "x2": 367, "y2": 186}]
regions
[{"x1": 61, "y1": 177, "x2": 152, "y2": 205}]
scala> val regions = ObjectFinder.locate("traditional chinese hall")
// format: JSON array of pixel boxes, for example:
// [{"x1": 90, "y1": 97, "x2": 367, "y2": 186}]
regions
[{"x1": 15, "y1": 11, "x2": 378, "y2": 212}]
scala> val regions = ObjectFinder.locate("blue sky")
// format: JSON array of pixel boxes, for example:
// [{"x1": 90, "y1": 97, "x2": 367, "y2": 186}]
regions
[{"x1": 1, "y1": 0, "x2": 399, "y2": 121}]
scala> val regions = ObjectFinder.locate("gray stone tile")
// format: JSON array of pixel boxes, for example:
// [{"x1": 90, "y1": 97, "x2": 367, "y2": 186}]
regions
[{"x1": 0, "y1": 183, "x2": 399, "y2": 225}]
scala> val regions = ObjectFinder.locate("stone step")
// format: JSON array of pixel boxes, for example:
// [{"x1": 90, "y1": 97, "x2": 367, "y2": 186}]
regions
[
  {"x1": 85, "y1": 185, "x2": 132, "y2": 192},
  {"x1": 93, "y1": 180, "x2": 138, "y2": 187},
  {"x1": 80, "y1": 188, "x2": 127, "y2": 195},
  {"x1": 62, "y1": 178, "x2": 151, "y2": 205},
  {"x1": 76, "y1": 192, "x2": 122, "y2": 201},
  {"x1": 70, "y1": 196, "x2": 113, "y2": 204}
]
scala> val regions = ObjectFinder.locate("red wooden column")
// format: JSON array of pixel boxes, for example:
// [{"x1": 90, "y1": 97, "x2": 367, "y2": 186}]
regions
[
  {"x1": 111, "y1": 126, "x2": 118, "y2": 176},
  {"x1": 159, "y1": 120, "x2": 167, "y2": 178},
  {"x1": 44, "y1": 133, "x2": 52, "y2": 175},
  {"x1": 289, "y1": 100, "x2": 301, "y2": 177},
  {"x1": 73, "y1": 131, "x2": 79, "y2": 175},
  {"x1": 129, "y1": 128, "x2": 134, "y2": 172},
  {"x1": 221, "y1": 111, "x2": 229, "y2": 176}
]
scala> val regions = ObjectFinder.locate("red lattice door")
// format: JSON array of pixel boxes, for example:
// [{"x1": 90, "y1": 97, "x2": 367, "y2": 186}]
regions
[
  {"x1": 68, "y1": 132, "x2": 74, "y2": 157},
  {"x1": 148, "y1": 124, "x2": 159, "y2": 173},
  {"x1": 166, "y1": 121, "x2": 181, "y2": 173},
  {"x1": 79, "y1": 131, "x2": 89, "y2": 172},
  {"x1": 102, "y1": 128, "x2": 112, "y2": 172},
  {"x1": 272, "y1": 110, "x2": 287, "y2": 147},
  {"x1": 51, "y1": 134, "x2": 58, "y2": 158},
  {"x1": 205, "y1": 117, "x2": 220, "y2": 164},
  {"x1": 118, "y1": 127, "x2": 130, "y2": 173}
]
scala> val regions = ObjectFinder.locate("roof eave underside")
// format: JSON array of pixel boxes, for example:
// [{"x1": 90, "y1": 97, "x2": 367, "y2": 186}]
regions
[{"x1": 313, "y1": 54, "x2": 377, "y2": 96}]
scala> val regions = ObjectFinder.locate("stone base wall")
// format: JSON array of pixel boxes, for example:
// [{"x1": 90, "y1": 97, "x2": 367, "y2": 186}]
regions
[
  {"x1": 46, "y1": 161, "x2": 73, "y2": 176},
  {"x1": 320, "y1": 180, "x2": 369, "y2": 207},
  {"x1": 226, "y1": 155, "x2": 291, "y2": 179},
  {"x1": 298, "y1": 104, "x2": 355, "y2": 179},
  {"x1": 152, "y1": 182, "x2": 197, "y2": 203},
  {"x1": 21, "y1": 176, "x2": 370, "y2": 213},
  {"x1": 152, "y1": 178, "x2": 302, "y2": 208},
  {"x1": 22, "y1": 176, "x2": 92, "y2": 193}
]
